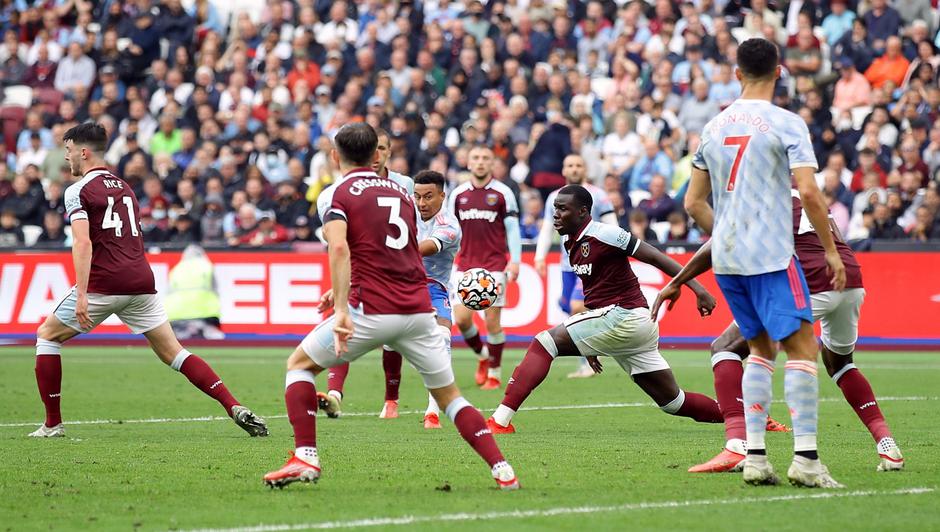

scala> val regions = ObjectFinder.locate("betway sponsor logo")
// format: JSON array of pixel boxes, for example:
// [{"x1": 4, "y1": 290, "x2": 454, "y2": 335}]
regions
[
  {"x1": 572, "y1": 263, "x2": 592, "y2": 275},
  {"x1": 210, "y1": 380, "x2": 223, "y2": 390},
  {"x1": 474, "y1": 428, "x2": 492, "y2": 437},
  {"x1": 458, "y1": 209, "x2": 498, "y2": 222},
  {"x1": 859, "y1": 401, "x2": 877, "y2": 410}
]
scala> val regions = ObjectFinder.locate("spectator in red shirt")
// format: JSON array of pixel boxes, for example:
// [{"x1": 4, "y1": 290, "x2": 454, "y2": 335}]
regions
[
  {"x1": 851, "y1": 147, "x2": 888, "y2": 192},
  {"x1": 865, "y1": 36, "x2": 910, "y2": 89},
  {"x1": 897, "y1": 136, "x2": 930, "y2": 187},
  {"x1": 235, "y1": 210, "x2": 289, "y2": 247},
  {"x1": 286, "y1": 52, "x2": 320, "y2": 96}
]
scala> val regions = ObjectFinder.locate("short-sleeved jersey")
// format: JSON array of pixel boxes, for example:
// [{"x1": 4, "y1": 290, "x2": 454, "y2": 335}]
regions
[
  {"x1": 320, "y1": 168, "x2": 431, "y2": 315},
  {"x1": 388, "y1": 170, "x2": 414, "y2": 195},
  {"x1": 448, "y1": 178, "x2": 518, "y2": 271},
  {"x1": 417, "y1": 207, "x2": 461, "y2": 291},
  {"x1": 791, "y1": 192, "x2": 863, "y2": 294},
  {"x1": 64, "y1": 167, "x2": 155, "y2": 295},
  {"x1": 563, "y1": 220, "x2": 647, "y2": 310},
  {"x1": 693, "y1": 99, "x2": 818, "y2": 276},
  {"x1": 545, "y1": 184, "x2": 615, "y2": 272}
]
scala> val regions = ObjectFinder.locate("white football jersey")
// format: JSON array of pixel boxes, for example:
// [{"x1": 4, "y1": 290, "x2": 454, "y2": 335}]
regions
[{"x1": 692, "y1": 99, "x2": 817, "y2": 276}]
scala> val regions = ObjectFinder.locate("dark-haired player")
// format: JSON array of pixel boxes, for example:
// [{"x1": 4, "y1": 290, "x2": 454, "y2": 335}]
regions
[
  {"x1": 321, "y1": 127, "x2": 415, "y2": 420},
  {"x1": 654, "y1": 190, "x2": 903, "y2": 473},
  {"x1": 449, "y1": 145, "x2": 521, "y2": 390},
  {"x1": 534, "y1": 154, "x2": 617, "y2": 379},
  {"x1": 411, "y1": 170, "x2": 462, "y2": 429},
  {"x1": 263, "y1": 123, "x2": 518, "y2": 490},
  {"x1": 684, "y1": 38, "x2": 846, "y2": 488},
  {"x1": 486, "y1": 185, "x2": 726, "y2": 439},
  {"x1": 30, "y1": 122, "x2": 267, "y2": 439}
]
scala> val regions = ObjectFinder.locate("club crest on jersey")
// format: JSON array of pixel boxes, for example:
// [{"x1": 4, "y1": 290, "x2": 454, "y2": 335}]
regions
[
  {"x1": 485, "y1": 193, "x2": 499, "y2": 206},
  {"x1": 580, "y1": 242, "x2": 590, "y2": 257}
]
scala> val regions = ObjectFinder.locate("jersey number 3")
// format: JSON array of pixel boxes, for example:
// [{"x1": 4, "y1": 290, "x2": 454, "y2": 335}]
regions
[
  {"x1": 723, "y1": 135, "x2": 751, "y2": 192},
  {"x1": 102, "y1": 196, "x2": 139, "y2": 238},
  {"x1": 377, "y1": 196, "x2": 408, "y2": 250}
]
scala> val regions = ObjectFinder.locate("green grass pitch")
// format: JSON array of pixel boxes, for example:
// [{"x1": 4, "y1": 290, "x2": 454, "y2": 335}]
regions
[{"x1": 1, "y1": 347, "x2": 938, "y2": 531}]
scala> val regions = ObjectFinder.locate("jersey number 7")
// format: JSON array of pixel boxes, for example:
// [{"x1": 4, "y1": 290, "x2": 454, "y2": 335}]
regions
[{"x1": 723, "y1": 135, "x2": 751, "y2": 192}]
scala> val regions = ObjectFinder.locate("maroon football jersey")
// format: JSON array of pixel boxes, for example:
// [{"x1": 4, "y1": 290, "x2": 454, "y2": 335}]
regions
[
  {"x1": 791, "y1": 194, "x2": 863, "y2": 294},
  {"x1": 564, "y1": 219, "x2": 648, "y2": 310},
  {"x1": 322, "y1": 168, "x2": 432, "y2": 315},
  {"x1": 64, "y1": 167, "x2": 156, "y2": 295},
  {"x1": 448, "y1": 178, "x2": 518, "y2": 271}
]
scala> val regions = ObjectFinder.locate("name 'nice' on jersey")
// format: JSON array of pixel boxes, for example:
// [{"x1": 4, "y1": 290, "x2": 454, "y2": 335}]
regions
[
  {"x1": 418, "y1": 208, "x2": 461, "y2": 291},
  {"x1": 320, "y1": 169, "x2": 431, "y2": 315},
  {"x1": 545, "y1": 184, "x2": 614, "y2": 272},
  {"x1": 448, "y1": 179, "x2": 518, "y2": 271},
  {"x1": 692, "y1": 99, "x2": 818, "y2": 276},
  {"x1": 64, "y1": 168, "x2": 155, "y2": 295}
]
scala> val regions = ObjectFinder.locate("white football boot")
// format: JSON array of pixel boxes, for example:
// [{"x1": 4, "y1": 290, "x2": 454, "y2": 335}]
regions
[
  {"x1": 876, "y1": 437, "x2": 904, "y2": 471},
  {"x1": 742, "y1": 455, "x2": 780, "y2": 485},
  {"x1": 28, "y1": 424, "x2": 65, "y2": 438},
  {"x1": 787, "y1": 456, "x2": 844, "y2": 488}
]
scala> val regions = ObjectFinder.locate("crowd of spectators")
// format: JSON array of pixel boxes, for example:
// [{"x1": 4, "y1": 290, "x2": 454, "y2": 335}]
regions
[{"x1": 1, "y1": 0, "x2": 940, "y2": 250}]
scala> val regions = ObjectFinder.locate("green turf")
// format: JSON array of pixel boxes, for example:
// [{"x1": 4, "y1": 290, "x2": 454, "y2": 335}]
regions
[{"x1": 0, "y1": 347, "x2": 938, "y2": 531}]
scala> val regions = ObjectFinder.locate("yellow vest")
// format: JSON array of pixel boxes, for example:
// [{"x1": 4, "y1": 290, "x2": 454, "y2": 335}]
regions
[{"x1": 164, "y1": 258, "x2": 221, "y2": 321}]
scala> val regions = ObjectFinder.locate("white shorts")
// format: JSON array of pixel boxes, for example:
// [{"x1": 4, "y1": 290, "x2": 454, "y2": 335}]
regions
[
  {"x1": 53, "y1": 288, "x2": 167, "y2": 334},
  {"x1": 300, "y1": 307, "x2": 455, "y2": 389},
  {"x1": 811, "y1": 288, "x2": 865, "y2": 355},
  {"x1": 453, "y1": 270, "x2": 508, "y2": 308},
  {"x1": 563, "y1": 305, "x2": 669, "y2": 375}
]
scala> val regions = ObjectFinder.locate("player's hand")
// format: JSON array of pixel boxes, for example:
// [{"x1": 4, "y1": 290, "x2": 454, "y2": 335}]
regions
[
  {"x1": 650, "y1": 282, "x2": 681, "y2": 320},
  {"x1": 586, "y1": 356, "x2": 603, "y2": 374},
  {"x1": 332, "y1": 310, "x2": 354, "y2": 357},
  {"x1": 317, "y1": 289, "x2": 335, "y2": 313},
  {"x1": 75, "y1": 292, "x2": 93, "y2": 330},
  {"x1": 534, "y1": 259, "x2": 546, "y2": 277},
  {"x1": 695, "y1": 290, "x2": 717, "y2": 317},
  {"x1": 505, "y1": 262, "x2": 520, "y2": 282},
  {"x1": 826, "y1": 250, "x2": 847, "y2": 291}
]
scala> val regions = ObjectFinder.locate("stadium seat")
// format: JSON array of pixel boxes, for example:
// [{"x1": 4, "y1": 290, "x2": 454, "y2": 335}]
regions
[
  {"x1": 628, "y1": 190, "x2": 652, "y2": 207},
  {"x1": 2, "y1": 85, "x2": 33, "y2": 108},
  {"x1": 1, "y1": 105, "x2": 26, "y2": 153},
  {"x1": 22, "y1": 225, "x2": 42, "y2": 247},
  {"x1": 33, "y1": 88, "x2": 64, "y2": 115},
  {"x1": 650, "y1": 221, "x2": 671, "y2": 243}
]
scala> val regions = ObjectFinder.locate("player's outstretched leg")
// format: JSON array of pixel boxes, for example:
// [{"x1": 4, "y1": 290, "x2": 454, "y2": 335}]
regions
[
  {"x1": 823, "y1": 346, "x2": 903, "y2": 471},
  {"x1": 145, "y1": 323, "x2": 268, "y2": 437},
  {"x1": 432, "y1": 386, "x2": 518, "y2": 490},
  {"x1": 632, "y1": 368, "x2": 724, "y2": 423},
  {"x1": 379, "y1": 348, "x2": 402, "y2": 419},
  {"x1": 454, "y1": 304, "x2": 489, "y2": 386},
  {"x1": 487, "y1": 333, "x2": 556, "y2": 433},
  {"x1": 264, "y1": 352, "x2": 322, "y2": 488}
]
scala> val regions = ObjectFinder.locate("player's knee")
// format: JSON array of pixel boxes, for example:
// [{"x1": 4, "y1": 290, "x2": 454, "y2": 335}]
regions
[
  {"x1": 821, "y1": 345, "x2": 853, "y2": 378},
  {"x1": 37, "y1": 317, "x2": 70, "y2": 344},
  {"x1": 535, "y1": 330, "x2": 559, "y2": 358}
]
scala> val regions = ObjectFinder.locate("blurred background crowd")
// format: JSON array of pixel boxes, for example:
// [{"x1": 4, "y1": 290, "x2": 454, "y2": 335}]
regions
[{"x1": 1, "y1": 0, "x2": 940, "y2": 250}]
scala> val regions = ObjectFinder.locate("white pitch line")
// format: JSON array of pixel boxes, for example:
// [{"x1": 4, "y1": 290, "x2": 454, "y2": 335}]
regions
[
  {"x1": 0, "y1": 396, "x2": 934, "y2": 429},
  {"x1": 181, "y1": 487, "x2": 935, "y2": 532}
]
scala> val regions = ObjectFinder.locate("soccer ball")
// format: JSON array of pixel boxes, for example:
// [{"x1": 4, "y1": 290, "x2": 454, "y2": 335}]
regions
[{"x1": 457, "y1": 268, "x2": 501, "y2": 311}]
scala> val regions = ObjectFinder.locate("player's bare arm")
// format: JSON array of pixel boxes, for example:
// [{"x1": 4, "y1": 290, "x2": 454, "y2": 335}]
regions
[
  {"x1": 418, "y1": 238, "x2": 443, "y2": 257},
  {"x1": 684, "y1": 167, "x2": 714, "y2": 235},
  {"x1": 323, "y1": 219, "x2": 353, "y2": 355},
  {"x1": 793, "y1": 167, "x2": 846, "y2": 291},
  {"x1": 633, "y1": 241, "x2": 717, "y2": 317},
  {"x1": 317, "y1": 289, "x2": 335, "y2": 313},
  {"x1": 651, "y1": 240, "x2": 715, "y2": 317},
  {"x1": 70, "y1": 218, "x2": 94, "y2": 330}
]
